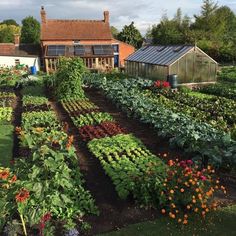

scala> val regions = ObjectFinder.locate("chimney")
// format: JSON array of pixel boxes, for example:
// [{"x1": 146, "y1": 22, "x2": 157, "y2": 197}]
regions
[
  {"x1": 14, "y1": 34, "x2": 20, "y2": 46},
  {"x1": 104, "y1": 11, "x2": 109, "y2": 23},
  {"x1": 41, "y1": 6, "x2": 46, "y2": 24}
]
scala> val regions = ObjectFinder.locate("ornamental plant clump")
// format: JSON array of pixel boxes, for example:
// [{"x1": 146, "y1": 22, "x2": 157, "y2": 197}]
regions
[
  {"x1": 154, "y1": 80, "x2": 170, "y2": 89},
  {"x1": 55, "y1": 57, "x2": 87, "y2": 100},
  {"x1": 159, "y1": 159, "x2": 226, "y2": 224}
]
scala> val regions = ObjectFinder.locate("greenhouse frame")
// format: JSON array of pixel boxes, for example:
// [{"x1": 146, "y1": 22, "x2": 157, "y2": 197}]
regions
[{"x1": 125, "y1": 45, "x2": 218, "y2": 84}]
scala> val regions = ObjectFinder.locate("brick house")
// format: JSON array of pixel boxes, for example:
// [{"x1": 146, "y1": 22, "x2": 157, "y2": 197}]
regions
[{"x1": 40, "y1": 6, "x2": 135, "y2": 72}]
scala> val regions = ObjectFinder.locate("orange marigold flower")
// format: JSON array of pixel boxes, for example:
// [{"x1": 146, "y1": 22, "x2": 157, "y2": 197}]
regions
[
  {"x1": 183, "y1": 219, "x2": 188, "y2": 225},
  {"x1": 15, "y1": 189, "x2": 30, "y2": 203},
  {"x1": 194, "y1": 208, "x2": 199, "y2": 212},
  {"x1": 168, "y1": 160, "x2": 174, "y2": 166},
  {"x1": 161, "y1": 209, "x2": 166, "y2": 214},
  {"x1": 0, "y1": 169, "x2": 10, "y2": 180},
  {"x1": 180, "y1": 188, "x2": 185, "y2": 193},
  {"x1": 10, "y1": 175, "x2": 17, "y2": 183}
]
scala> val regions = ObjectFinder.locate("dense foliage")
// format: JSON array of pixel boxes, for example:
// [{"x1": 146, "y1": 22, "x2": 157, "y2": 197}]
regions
[
  {"x1": 55, "y1": 57, "x2": 86, "y2": 100},
  {"x1": 117, "y1": 22, "x2": 143, "y2": 49},
  {"x1": 218, "y1": 67, "x2": 236, "y2": 83},
  {"x1": 0, "y1": 24, "x2": 20, "y2": 43},
  {"x1": 20, "y1": 16, "x2": 40, "y2": 44}
]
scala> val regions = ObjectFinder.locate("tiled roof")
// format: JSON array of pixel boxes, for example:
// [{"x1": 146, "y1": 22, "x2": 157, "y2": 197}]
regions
[
  {"x1": 0, "y1": 44, "x2": 15, "y2": 55},
  {"x1": 126, "y1": 45, "x2": 194, "y2": 66},
  {"x1": 0, "y1": 44, "x2": 40, "y2": 57},
  {"x1": 41, "y1": 19, "x2": 112, "y2": 40}
]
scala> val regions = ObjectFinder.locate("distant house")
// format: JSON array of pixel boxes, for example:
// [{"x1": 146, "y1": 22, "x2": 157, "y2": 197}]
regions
[
  {"x1": 0, "y1": 35, "x2": 40, "y2": 71},
  {"x1": 125, "y1": 45, "x2": 218, "y2": 84},
  {"x1": 40, "y1": 6, "x2": 135, "y2": 72}
]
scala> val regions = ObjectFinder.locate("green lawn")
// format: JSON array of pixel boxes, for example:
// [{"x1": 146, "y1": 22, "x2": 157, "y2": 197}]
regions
[
  {"x1": 0, "y1": 124, "x2": 14, "y2": 167},
  {"x1": 99, "y1": 205, "x2": 236, "y2": 236}
]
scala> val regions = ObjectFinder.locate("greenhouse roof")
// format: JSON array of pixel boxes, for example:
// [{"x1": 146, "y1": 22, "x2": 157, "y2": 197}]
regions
[{"x1": 126, "y1": 45, "x2": 195, "y2": 66}]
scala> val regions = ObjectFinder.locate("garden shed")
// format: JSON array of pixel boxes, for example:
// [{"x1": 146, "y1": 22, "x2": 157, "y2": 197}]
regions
[{"x1": 125, "y1": 45, "x2": 218, "y2": 84}]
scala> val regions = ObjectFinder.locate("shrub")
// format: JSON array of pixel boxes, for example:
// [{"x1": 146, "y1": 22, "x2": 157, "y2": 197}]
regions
[
  {"x1": 159, "y1": 159, "x2": 226, "y2": 224},
  {"x1": 55, "y1": 57, "x2": 87, "y2": 100}
]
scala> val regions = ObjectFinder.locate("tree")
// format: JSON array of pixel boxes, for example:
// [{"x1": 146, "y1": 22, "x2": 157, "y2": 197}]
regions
[
  {"x1": 193, "y1": 0, "x2": 218, "y2": 32},
  {"x1": 0, "y1": 24, "x2": 21, "y2": 43},
  {"x1": 110, "y1": 26, "x2": 119, "y2": 39},
  {"x1": 20, "y1": 16, "x2": 40, "y2": 44},
  {"x1": 117, "y1": 22, "x2": 143, "y2": 48},
  {"x1": 0, "y1": 19, "x2": 19, "y2": 26},
  {"x1": 151, "y1": 10, "x2": 192, "y2": 45}
]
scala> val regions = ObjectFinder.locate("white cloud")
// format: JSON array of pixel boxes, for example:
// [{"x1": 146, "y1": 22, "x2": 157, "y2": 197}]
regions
[{"x1": 0, "y1": 0, "x2": 235, "y2": 34}]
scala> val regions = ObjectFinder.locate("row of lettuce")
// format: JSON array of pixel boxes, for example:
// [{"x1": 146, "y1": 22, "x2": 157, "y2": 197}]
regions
[
  {"x1": 0, "y1": 82, "x2": 98, "y2": 235},
  {"x1": 83, "y1": 74, "x2": 236, "y2": 170}
]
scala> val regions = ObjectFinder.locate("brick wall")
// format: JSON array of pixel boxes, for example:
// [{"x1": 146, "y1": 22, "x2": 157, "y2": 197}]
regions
[{"x1": 112, "y1": 39, "x2": 135, "y2": 67}]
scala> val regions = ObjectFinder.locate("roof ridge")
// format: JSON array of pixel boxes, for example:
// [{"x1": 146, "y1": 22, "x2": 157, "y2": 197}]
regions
[{"x1": 47, "y1": 19, "x2": 105, "y2": 23}]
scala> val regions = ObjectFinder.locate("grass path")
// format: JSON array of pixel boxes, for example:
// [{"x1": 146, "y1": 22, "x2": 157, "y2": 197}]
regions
[
  {"x1": 99, "y1": 204, "x2": 236, "y2": 236},
  {"x1": 0, "y1": 124, "x2": 14, "y2": 167}
]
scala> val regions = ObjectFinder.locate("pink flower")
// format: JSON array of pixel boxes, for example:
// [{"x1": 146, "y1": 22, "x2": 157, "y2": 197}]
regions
[
  {"x1": 187, "y1": 160, "x2": 193, "y2": 165},
  {"x1": 200, "y1": 175, "x2": 207, "y2": 181}
]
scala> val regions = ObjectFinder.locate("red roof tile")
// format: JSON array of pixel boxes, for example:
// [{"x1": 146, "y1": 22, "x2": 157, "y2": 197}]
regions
[
  {"x1": 0, "y1": 44, "x2": 40, "y2": 57},
  {"x1": 0, "y1": 44, "x2": 15, "y2": 55},
  {"x1": 41, "y1": 20, "x2": 112, "y2": 41}
]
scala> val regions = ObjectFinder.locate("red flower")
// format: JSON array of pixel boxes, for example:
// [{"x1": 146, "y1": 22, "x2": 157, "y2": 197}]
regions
[
  {"x1": 15, "y1": 188, "x2": 30, "y2": 203},
  {"x1": 42, "y1": 212, "x2": 51, "y2": 222}
]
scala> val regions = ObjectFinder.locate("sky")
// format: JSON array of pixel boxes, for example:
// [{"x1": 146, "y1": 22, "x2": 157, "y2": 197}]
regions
[{"x1": 0, "y1": 0, "x2": 236, "y2": 34}]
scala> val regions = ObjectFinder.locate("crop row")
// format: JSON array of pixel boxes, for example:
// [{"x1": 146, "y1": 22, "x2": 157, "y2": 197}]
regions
[
  {"x1": 61, "y1": 97, "x2": 167, "y2": 205},
  {"x1": 0, "y1": 91, "x2": 15, "y2": 123},
  {"x1": 199, "y1": 83, "x2": 236, "y2": 100},
  {"x1": 83, "y1": 75, "x2": 236, "y2": 170},
  {"x1": 154, "y1": 89, "x2": 236, "y2": 136}
]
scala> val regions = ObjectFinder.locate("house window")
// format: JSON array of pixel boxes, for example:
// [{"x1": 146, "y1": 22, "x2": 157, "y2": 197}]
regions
[
  {"x1": 93, "y1": 45, "x2": 113, "y2": 55},
  {"x1": 112, "y1": 44, "x2": 119, "y2": 53},
  {"x1": 47, "y1": 45, "x2": 66, "y2": 56},
  {"x1": 15, "y1": 59, "x2": 20, "y2": 66},
  {"x1": 74, "y1": 45, "x2": 85, "y2": 56}
]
